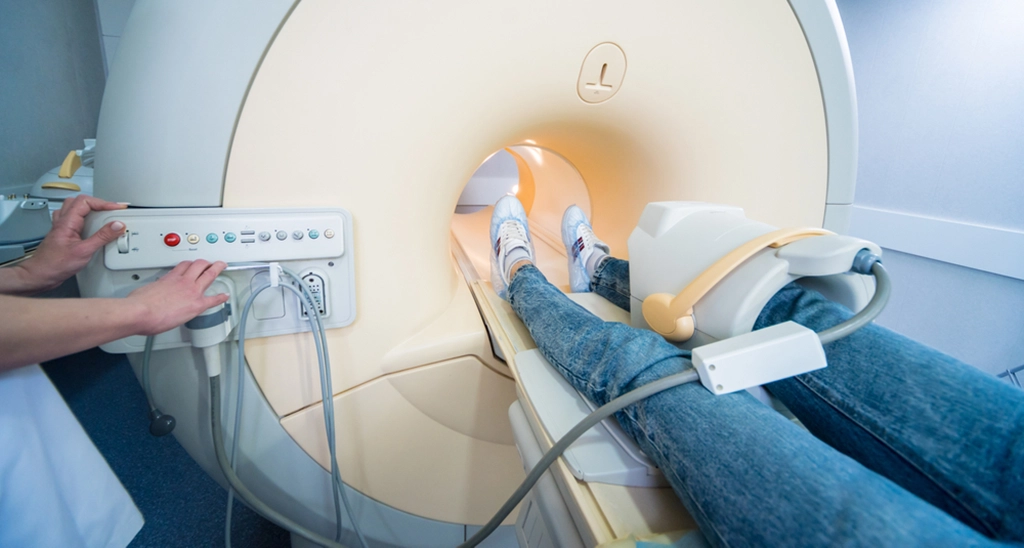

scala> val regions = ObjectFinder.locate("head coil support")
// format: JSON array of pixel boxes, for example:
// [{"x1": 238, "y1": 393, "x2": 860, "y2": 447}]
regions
[{"x1": 642, "y1": 227, "x2": 832, "y2": 342}]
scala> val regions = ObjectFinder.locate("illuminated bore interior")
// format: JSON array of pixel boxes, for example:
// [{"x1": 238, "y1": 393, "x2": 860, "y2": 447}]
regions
[{"x1": 450, "y1": 145, "x2": 594, "y2": 293}]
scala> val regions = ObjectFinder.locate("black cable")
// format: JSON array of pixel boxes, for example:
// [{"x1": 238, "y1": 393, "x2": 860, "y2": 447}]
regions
[{"x1": 142, "y1": 335, "x2": 175, "y2": 436}]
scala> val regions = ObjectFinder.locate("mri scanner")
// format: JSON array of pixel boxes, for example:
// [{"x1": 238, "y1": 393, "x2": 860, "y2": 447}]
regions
[{"x1": 75, "y1": 0, "x2": 869, "y2": 546}]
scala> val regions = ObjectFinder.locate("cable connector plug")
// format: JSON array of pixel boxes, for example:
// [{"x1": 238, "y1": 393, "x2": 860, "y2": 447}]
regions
[
  {"x1": 851, "y1": 249, "x2": 882, "y2": 275},
  {"x1": 269, "y1": 262, "x2": 282, "y2": 287}
]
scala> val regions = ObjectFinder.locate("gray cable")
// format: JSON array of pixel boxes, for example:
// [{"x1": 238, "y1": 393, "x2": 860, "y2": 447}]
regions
[
  {"x1": 210, "y1": 376, "x2": 351, "y2": 548},
  {"x1": 817, "y1": 261, "x2": 890, "y2": 345},
  {"x1": 219, "y1": 265, "x2": 366, "y2": 548},
  {"x1": 231, "y1": 281, "x2": 342, "y2": 541},
  {"x1": 228, "y1": 281, "x2": 337, "y2": 547},
  {"x1": 228, "y1": 280, "x2": 331, "y2": 544},
  {"x1": 226, "y1": 281, "x2": 275, "y2": 548},
  {"x1": 281, "y1": 267, "x2": 366, "y2": 548},
  {"x1": 461, "y1": 368, "x2": 701, "y2": 548}
]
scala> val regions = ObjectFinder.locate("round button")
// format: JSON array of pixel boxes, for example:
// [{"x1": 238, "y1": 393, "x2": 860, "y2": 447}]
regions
[
  {"x1": 224, "y1": 232, "x2": 237, "y2": 243},
  {"x1": 309, "y1": 229, "x2": 320, "y2": 239},
  {"x1": 259, "y1": 231, "x2": 271, "y2": 242},
  {"x1": 276, "y1": 230, "x2": 287, "y2": 241},
  {"x1": 292, "y1": 230, "x2": 304, "y2": 240},
  {"x1": 324, "y1": 229, "x2": 336, "y2": 239},
  {"x1": 206, "y1": 233, "x2": 219, "y2": 244},
  {"x1": 164, "y1": 233, "x2": 181, "y2": 247},
  {"x1": 187, "y1": 233, "x2": 200, "y2": 245}
]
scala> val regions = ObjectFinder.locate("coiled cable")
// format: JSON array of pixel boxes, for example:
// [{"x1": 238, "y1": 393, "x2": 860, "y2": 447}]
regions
[
  {"x1": 817, "y1": 259, "x2": 890, "y2": 345},
  {"x1": 216, "y1": 265, "x2": 365, "y2": 548}
]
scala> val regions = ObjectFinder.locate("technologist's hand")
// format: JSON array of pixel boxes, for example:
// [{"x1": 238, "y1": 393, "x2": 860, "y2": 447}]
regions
[
  {"x1": 127, "y1": 260, "x2": 230, "y2": 336},
  {"x1": 13, "y1": 195, "x2": 128, "y2": 294}
]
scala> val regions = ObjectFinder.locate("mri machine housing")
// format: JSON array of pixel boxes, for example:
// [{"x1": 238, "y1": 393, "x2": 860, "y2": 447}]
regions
[{"x1": 79, "y1": 0, "x2": 860, "y2": 545}]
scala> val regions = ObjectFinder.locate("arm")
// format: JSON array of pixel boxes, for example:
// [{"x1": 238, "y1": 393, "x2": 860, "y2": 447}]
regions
[
  {"x1": 0, "y1": 260, "x2": 228, "y2": 371},
  {"x1": 0, "y1": 195, "x2": 127, "y2": 295}
]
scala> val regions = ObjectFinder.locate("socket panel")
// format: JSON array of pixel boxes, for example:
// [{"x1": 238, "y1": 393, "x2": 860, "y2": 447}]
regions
[{"x1": 298, "y1": 270, "x2": 328, "y2": 319}]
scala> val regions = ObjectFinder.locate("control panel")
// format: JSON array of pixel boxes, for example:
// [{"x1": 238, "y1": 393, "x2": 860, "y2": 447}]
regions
[
  {"x1": 104, "y1": 209, "x2": 344, "y2": 270},
  {"x1": 77, "y1": 207, "x2": 356, "y2": 353}
]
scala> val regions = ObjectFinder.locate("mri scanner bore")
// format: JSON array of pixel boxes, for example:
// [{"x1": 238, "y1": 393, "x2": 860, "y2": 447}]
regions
[{"x1": 62, "y1": 0, "x2": 1023, "y2": 546}]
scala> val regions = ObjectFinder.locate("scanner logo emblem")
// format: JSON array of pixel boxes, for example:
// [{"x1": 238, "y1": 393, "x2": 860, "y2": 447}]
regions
[{"x1": 578, "y1": 43, "x2": 627, "y2": 104}]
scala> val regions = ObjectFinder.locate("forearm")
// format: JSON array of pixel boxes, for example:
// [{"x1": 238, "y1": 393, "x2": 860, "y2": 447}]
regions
[
  {"x1": 0, "y1": 263, "x2": 57, "y2": 296},
  {"x1": 0, "y1": 295, "x2": 146, "y2": 371}
]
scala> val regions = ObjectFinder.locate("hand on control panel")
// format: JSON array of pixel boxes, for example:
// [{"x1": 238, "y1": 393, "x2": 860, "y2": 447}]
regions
[
  {"x1": 127, "y1": 259, "x2": 230, "y2": 336},
  {"x1": 5, "y1": 195, "x2": 127, "y2": 295},
  {"x1": 0, "y1": 198, "x2": 232, "y2": 371},
  {"x1": 0, "y1": 257, "x2": 229, "y2": 371}
]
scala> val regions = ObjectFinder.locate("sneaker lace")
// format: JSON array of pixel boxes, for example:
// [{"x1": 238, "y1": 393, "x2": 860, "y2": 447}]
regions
[
  {"x1": 499, "y1": 220, "x2": 529, "y2": 250},
  {"x1": 578, "y1": 224, "x2": 598, "y2": 250}
]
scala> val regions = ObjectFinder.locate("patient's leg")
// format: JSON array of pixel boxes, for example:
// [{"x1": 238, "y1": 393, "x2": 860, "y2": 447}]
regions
[
  {"x1": 589, "y1": 256, "x2": 631, "y2": 311},
  {"x1": 584, "y1": 254, "x2": 1024, "y2": 541},
  {"x1": 562, "y1": 207, "x2": 1022, "y2": 540},
  {"x1": 508, "y1": 264, "x2": 999, "y2": 546},
  {"x1": 757, "y1": 284, "x2": 1024, "y2": 542}
]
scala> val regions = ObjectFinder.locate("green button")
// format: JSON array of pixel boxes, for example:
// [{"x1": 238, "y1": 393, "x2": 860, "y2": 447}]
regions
[
  {"x1": 206, "y1": 233, "x2": 219, "y2": 244},
  {"x1": 309, "y1": 229, "x2": 320, "y2": 239},
  {"x1": 224, "y1": 232, "x2": 236, "y2": 243}
]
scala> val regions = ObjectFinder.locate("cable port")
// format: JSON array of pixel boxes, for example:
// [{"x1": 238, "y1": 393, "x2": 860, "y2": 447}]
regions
[{"x1": 297, "y1": 271, "x2": 328, "y2": 319}]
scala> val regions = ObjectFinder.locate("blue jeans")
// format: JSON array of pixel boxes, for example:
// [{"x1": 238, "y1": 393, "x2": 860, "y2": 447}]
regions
[{"x1": 507, "y1": 259, "x2": 1024, "y2": 546}]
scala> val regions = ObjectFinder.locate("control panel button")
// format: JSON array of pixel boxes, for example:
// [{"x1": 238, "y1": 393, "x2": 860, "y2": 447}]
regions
[
  {"x1": 206, "y1": 233, "x2": 219, "y2": 244},
  {"x1": 276, "y1": 230, "x2": 287, "y2": 241},
  {"x1": 240, "y1": 230, "x2": 255, "y2": 236},
  {"x1": 241, "y1": 238, "x2": 255, "y2": 244},
  {"x1": 187, "y1": 233, "x2": 200, "y2": 245},
  {"x1": 259, "y1": 231, "x2": 271, "y2": 242},
  {"x1": 116, "y1": 230, "x2": 130, "y2": 254},
  {"x1": 309, "y1": 229, "x2": 320, "y2": 239},
  {"x1": 224, "y1": 232, "x2": 237, "y2": 243},
  {"x1": 164, "y1": 233, "x2": 181, "y2": 247},
  {"x1": 324, "y1": 229, "x2": 336, "y2": 239},
  {"x1": 292, "y1": 230, "x2": 304, "y2": 240}
]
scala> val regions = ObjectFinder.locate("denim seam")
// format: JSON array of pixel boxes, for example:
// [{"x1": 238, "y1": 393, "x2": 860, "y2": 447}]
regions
[
  {"x1": 626, "y1": 403, "x2": 729, "y2": 547},
  {"x1": 534, "y1": 337, "x2": 606, "y2": 403},
  {"x1": 590, "y1": 259, "x2": 629, "y2": 301},
  {"x1": 510, "y1": 271, "x2": 609, "y2": 396},
  {"x1": 607, "y1": 281, "x2": 631, "y2": 302},
  {"x1": 794, "y1": 374, "x2": 997, "y2": 537},
  {"x1": 595, "y1": 278, "x2": 631, "y2": 302},
  {"x1": 589, "y1": 258, "x2": 611, "y2": 293}
]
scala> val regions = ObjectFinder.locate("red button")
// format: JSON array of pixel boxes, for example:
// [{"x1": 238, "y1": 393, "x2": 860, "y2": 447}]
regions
[{"x1": 164, "y1": 233, "x2": 181, "y2": 247}]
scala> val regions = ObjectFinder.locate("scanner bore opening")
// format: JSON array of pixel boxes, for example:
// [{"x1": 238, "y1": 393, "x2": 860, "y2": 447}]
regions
[{"x1": 451, "y1": 145, "x2": 592, "y2": 292}]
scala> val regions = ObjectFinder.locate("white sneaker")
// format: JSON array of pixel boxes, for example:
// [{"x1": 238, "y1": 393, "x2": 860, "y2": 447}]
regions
[
  {"x1": 490, "y1": 195, "x2": 535, "y2": 299},
  {"x1": 561, "y1": 205, "x2": 609, "y2": 293}
]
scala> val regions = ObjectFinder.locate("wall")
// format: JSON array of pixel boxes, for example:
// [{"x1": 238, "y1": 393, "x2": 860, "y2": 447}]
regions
[
  {"x1": 0, "y1": 1, "x2": 106, "y2": 193},
  {"x1": 456, "y1": 150, "x2": 518, "y2": 214},
  {"x1": 95, "y1": 0, "x2": 135, "y2": 75},
  {"x1": 835, "y1": 0, "x2": 1024, "y2": 377}
]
